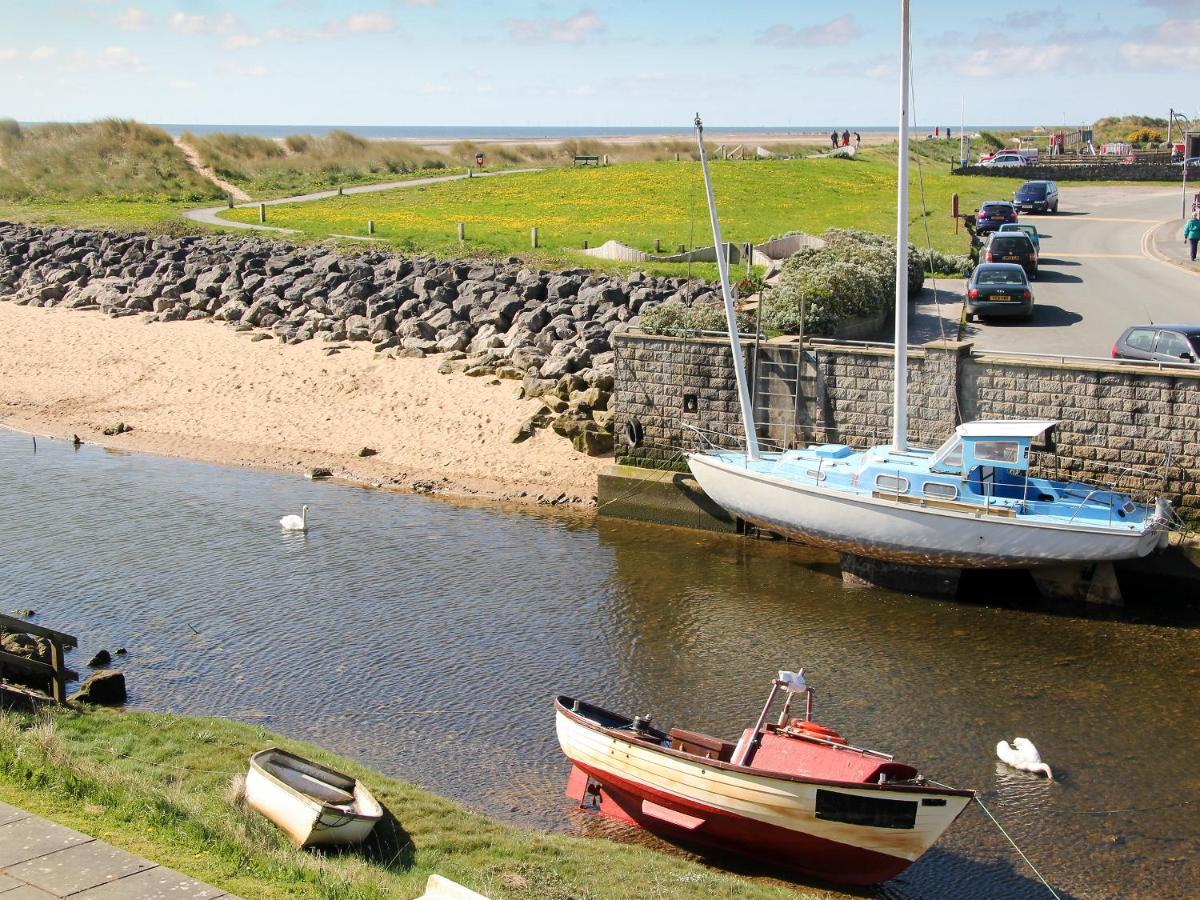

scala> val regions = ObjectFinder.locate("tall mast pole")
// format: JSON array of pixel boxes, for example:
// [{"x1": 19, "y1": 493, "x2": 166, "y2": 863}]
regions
[
  {"x1": 695, "y1": 114, "x2": 759, "y2": 461},
  {"x1": 891, "y1": 0, "x2": 911, "y2": 452}
]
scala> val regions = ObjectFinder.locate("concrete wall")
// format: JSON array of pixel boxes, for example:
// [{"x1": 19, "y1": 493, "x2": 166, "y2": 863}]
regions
[{"x1": 613, "y1": 332, "x2": 1200, "y2": 513}]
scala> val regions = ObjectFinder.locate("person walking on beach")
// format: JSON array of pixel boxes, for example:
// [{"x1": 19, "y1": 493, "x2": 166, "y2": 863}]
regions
[
  {"x1": 841, "y1": 129, "x2": 850, "y2": 147},
  {"x1": 830, "y1": 130, "x2": 838, "y2": 149},
  {"x1": 853, "y1": 131, "x2": 861, "y2": 148},
  {"x1": 1186, "y1": 211, "x2": 1200, "y2": 262}
]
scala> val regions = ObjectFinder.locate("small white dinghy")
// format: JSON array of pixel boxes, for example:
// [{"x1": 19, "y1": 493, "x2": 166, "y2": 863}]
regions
[{"x1": 245, "y1": 748, "x2": 383, "y2": 848}]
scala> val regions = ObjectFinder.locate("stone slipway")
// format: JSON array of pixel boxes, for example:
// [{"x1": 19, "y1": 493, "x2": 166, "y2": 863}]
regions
[
  {"x1": 182, "y1": 168, "x2": 541, "y2": 234},
  {"x1": 0, "y1": 800, "x2": 234, "y2": 898}
]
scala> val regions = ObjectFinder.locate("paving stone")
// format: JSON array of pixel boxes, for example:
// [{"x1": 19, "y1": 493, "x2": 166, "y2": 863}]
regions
[
  {"x1": 0, "y1": 819, "x2": 92, "y2": 868},
  {"x1": 0, "y1": 801, "x2": 30, "y2": 827},
  {"x1": 7, "y1": 840, "x2": 155, "y2": 895},
  {"x1": 0, "y1": 885, "x2": 60, "y2": 899},
  {"x1": 0, "y1": 872, "x2": 25, "y2": 891},
  {"x1": 72, "y1": 867, "x2": 227, "y2": 900}
]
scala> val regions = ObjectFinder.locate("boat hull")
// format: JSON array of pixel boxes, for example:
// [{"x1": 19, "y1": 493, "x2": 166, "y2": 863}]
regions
[
  {"x1": 556, "y1": 707, "x2": 971, "y2": 885},
  {"x1": 245, "y1": 749, "x2": 382, "y2": 848},
  {"x1": 688, "y1": 453, "x2": 1162, "y2": 568}
]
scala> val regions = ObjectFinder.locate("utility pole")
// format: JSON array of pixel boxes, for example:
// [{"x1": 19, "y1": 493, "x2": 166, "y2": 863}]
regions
[{"x1": 1167, "y1": 107, "x2": 1173, "y2": 147}]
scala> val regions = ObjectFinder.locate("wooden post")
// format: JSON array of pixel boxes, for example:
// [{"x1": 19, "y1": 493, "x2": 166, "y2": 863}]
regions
[
  {"x1": 603, "y1": 154, "x2": 609, "y2": 166},
  {"x1": 457, "y1": 222, "x2": 465, "y2": 242},
  {"x1": 674, "y1": 151, "x2": 679, "y2": 162},
  {"x1": 531, "y1": 226, "x2": 539, "y2": 249},
  {"x1": 654, "y1": 239, "x2": 661, "y2": 253},
  {"x1": 48, "y1": 640, "x2": 64, "y2": 704},
  {"x1": 258, "y1": 203, "x2": 266, "y2": 223},
  {"x1": 582, "y1": 239, "x2": 589, "y2": 249},
  {"x1": 227, "y1": 195, "x2": 234, "y2": 209},
  {"x1": 338, "y1": 186, "x2": 344, "y2": 196},
  {"x1": 367, "y1": 220, "x2": 375, "y2": 236},
  {"x1": 745, "y1": 242, "x2": 753, "y2": 275}
]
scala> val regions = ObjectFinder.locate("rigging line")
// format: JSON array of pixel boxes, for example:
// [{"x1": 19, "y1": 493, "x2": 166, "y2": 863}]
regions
[
  {"x1": 974, "y1": 796, "x2": 1062, "y2": 899},
  {"x1": 908, "y1": 37, "x2": 963, "y2": 425}
]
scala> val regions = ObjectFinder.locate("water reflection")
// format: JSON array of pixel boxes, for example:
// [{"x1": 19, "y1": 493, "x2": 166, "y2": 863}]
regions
[{"x1": 1, "y1": 429, "x2": 1196, "y2": 899}]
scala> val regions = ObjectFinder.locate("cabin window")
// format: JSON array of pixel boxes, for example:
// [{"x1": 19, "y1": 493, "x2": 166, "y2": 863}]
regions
[
  {"x1": 971, "y1": 440, "x2": 1021, "y2": 465},
  {"x1": 815, "y1": 789, "x2": 918, "y2": 830},
  {"x1": 875, "y1": 474, "x2": 909, "y2": 494},
  {"x1": 923, "y1": 482, "x2": 958, "y2": 500},
  {"x1": 930, "y1": 436, "x2": 964, "y2": 473},
  {"x1": 805, "y1": 469, "x2": 827, "y2": 482}
]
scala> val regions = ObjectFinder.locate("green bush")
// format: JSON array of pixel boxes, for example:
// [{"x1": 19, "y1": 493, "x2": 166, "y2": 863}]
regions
[
  {"x1": 639, "y1": 300, "x2": 754, "y2": 335},
  {"x1": 759, "y1": 228, "x2": 928, "y2": 336}
]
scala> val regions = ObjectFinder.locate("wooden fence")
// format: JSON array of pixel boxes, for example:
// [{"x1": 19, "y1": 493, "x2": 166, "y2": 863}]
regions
[{"x1": 0, "y1": 614, "x2": 77, "y2": 704}]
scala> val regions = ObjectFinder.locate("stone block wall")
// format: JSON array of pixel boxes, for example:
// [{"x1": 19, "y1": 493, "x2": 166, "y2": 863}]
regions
[
  {"x1": 614, "y1": 331, "x2": 1200, "y2": 513},
  {"x1": 954, "y1": 163, "x2": 1179, "y2": 182}
]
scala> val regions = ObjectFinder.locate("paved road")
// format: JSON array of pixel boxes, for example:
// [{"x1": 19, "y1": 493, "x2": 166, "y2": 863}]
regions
[
  {"x1": 182, "y1": 167, "x2": 541, "y2": 234},
  {"x1": 962, "y1": 184, "x2": 1198, "y2": 358}
]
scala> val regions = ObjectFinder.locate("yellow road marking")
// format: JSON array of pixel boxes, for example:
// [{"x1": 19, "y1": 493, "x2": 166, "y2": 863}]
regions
[
  {"x1": 1048, "y1": 253, "x2": 1145, "y2": 259},
  {"x1": 1060, "y1": 216, "x2": 1160, "y2": 223}
]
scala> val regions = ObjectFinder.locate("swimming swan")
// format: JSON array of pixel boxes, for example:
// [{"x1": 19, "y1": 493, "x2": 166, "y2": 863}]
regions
[
  {"x1": 996, "y1": 737, "x2": 1052, "y2": 778},
  {"x1": 280, "y1": 505, "x2": 309, "y2": 532}
]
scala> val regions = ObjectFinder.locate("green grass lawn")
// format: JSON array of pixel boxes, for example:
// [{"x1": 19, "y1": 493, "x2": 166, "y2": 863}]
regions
[
  {"x1": 0, "y1": 708, "x2": 810, "y2": 900},
  {"x1": 218, "y1": 158, "x2": 1025, "y2": 259},
  {"x1": 0, "y1": 199, "x2": 205, "y2": 233}
]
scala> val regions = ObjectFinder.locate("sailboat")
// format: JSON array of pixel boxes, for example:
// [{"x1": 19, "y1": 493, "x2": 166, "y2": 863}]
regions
[{"x1": 685, "y1": 2, "x2": 1171, "y2": 571}]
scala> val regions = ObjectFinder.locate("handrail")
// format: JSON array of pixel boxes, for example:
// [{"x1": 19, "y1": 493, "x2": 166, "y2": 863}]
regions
[{"x1": 0, "y1": 616, "x2": 78, "y2": 704}]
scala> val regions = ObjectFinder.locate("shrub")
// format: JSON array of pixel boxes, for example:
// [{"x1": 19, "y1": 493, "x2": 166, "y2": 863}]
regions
[
  {"x1": 759, "y1": 228, "x2": 928, "y2": 336},
  {"x1": 639, "y1": 300, "x2": 753, "y2": 336},
  {"x1": 1126, "y1": 127, "x2": 1164, "y2": 144}
]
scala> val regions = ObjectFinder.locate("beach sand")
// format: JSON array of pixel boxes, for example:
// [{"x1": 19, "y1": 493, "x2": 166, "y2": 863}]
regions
[
  {"x1": 0, "y1": 303, "x2": 607, "y2": 507},
  {"x1": 413, "y1": 130, "x2": 899, "y2": 153}
]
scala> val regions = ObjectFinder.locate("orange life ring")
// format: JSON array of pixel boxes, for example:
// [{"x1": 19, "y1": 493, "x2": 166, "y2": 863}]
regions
[{"x1": 790, "y1": 719, "x2": 848, "y2": 744}]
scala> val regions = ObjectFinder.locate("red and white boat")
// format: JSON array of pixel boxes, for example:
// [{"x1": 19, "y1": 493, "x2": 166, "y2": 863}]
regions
[{"x1": 555, "y1": 672, "x2": 975, "y2": 885}]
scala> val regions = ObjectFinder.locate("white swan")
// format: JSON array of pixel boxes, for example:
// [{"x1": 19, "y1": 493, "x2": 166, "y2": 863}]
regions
[
  {"x1": 279, "y1": 505, "x2": 309, "y2": 532},
  {"x1": 996, "y1": 737, "x2": 1052, "y2": 778}
]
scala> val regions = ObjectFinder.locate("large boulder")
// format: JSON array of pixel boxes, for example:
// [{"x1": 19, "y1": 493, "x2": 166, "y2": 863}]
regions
[{"x1": 70, "y1": 669, "x2": 127, "y2": 706}]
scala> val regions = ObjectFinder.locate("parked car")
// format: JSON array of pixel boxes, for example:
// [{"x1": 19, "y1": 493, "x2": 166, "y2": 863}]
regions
[
  {"x1": 984, "y1": 232, "x2": 1038, "y2": 278},
  {"x1": 981, "y1": 152, "x2": 1027, "y2": 167},
  {"x1": 966, "y1": 263, "x2": 1034, "y2": 322},
  {"x1": 975, "y1": 201, "x2": 1018, "y2": 234},
  {"x1": 998, "y1": 222, "x2": 1041, "y2": 250},
  {"x1": 1013, "y1": 180, "x2": 1059, "y2": 213},
  {"x1": 1111, "y1": 324, "x2": 1200, "y2": 364}
]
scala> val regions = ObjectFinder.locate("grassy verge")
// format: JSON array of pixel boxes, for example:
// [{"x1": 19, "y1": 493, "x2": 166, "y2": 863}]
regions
[
  {"x1": 0, "y1": 199, "x2": 207, "y2": 233},
  {"x1": 0, "y1": 708, "x2": 809, "y2": 900},
  {"x1": 217, "y1": 158, "x2": 1021, "y2": 258}
]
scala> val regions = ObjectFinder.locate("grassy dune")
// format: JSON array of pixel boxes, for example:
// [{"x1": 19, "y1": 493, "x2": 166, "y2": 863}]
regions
[
  {"x1": 0, "y1": 709, "x2": 807, "y2": 900},
  {"x1": 219, "y1": 157, "x2": 1023, "y2": 257},
  {"x1": 183, "y1": 130, "x2": 463, "y2": 199},
  {"x1": 0, "y1": 119, "x2": 220, "y2": 202}
]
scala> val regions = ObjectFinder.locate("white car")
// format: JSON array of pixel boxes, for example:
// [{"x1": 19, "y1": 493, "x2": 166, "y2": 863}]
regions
[{"x1": 981, "y1": 153, "x2": 1027, "y2": 167}]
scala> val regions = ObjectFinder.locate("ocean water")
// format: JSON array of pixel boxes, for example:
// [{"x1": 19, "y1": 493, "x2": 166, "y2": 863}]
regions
[{"x1": 2, "y1": 427, "x2": 1193, "y2": 899}]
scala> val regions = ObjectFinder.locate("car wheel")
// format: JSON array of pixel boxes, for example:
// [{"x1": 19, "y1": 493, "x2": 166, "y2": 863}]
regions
[{"x1": 965, "y1": 312, "x2": 976, "y2": 323}]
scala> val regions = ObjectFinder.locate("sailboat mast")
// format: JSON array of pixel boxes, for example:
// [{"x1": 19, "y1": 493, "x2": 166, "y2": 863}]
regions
[
  {"x1": 891, "y1": 0, "x2": 911, "y2": 452},
  {"x1": 694, "y1": 115, "x2": 760, "y2": 461}
]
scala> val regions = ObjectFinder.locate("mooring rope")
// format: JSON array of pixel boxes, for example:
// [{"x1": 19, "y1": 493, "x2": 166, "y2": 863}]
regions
[{"x1": 974, "y1": 795, "x2": 1062, "y2": 899}]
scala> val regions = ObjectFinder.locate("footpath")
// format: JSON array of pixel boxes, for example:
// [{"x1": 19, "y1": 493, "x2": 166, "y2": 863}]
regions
[
  {"x1": 1146, "y1": 218, "x2": 1200, "y2": 275},
  {"x1": 0, "y1": 801, "x2": 232, "y2": 899}
]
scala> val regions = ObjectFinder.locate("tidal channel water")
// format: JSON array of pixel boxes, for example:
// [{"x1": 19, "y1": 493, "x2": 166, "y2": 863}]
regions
[{"x1": 2, "y1": 428, "x2": 1197, "y2": 899}]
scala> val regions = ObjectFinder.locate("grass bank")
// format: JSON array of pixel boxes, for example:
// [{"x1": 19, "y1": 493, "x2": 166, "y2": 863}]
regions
[
  {"x1": 218, "y1": 157, "x2": 1023, "y2": 258},
  {"x1": 0, "y1": 708, "x2": 808, "y2": 900}
]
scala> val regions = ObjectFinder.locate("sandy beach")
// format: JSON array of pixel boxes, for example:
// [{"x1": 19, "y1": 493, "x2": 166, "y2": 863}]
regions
[
  {"x1": 0, "y1": 303, "x2": 607, "y2": 507},
  {"x1": 414, "y1": 129, "x2": 899, "y2": 153}
]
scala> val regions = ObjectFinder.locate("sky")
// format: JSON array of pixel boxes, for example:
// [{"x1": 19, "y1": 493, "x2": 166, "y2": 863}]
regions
[{"x1": 0, "y1": 0, "x2": 1195, "y2": 128}]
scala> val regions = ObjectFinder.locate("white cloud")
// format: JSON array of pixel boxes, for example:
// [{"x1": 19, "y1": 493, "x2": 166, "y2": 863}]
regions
[
  {"x1": 324, "y1": 12, "x2": 397, "y2": 35},
  {"x1": 1120, "y1": 42, "x2": 1200, "y2": 68},
  {"x1": 223, "y1": 34, "x2": 263, "y2": 49},
  {"x1": 169, "y1": 79, "x2": 198, "y2": 89},
  {"x1": 957, "y1": 44, "x2": 1071, "y2": 77},
  {"x1": 1154, "y1": 17, "x2": 1200, "y2": 39},
  {"x1": 30, "y1": 46, "x2": 58, "y2": 61},
  {"x1": 0, "y1": 49, "x2": 18, "y2": 61},
  {"x1": 223, "y1": 62, "x2": 268, "y2": 77},
  {"x1": 397, "y1": 0, "x2": 437, "y2": 5},
  {"x1": 418, "y1": 82, "x2": 451, "y2": 94},
  {"x1": 99, "y1": 46, "x2": 144, "y2": 68},
  {"x1": 755, "y1": 16, "x2": 861, "y2": 47},
  {"x1": 864, "y1": 63, "x2": 892, "y2": 80},
  {"x1": 169, "y1": 11, "x2": 237, "y2": 34},
  {"x1": 504, "y1": 8, "x2": 605, "y2": 44},
  {"x1": 115, "y1": 5, "x2": 152, "y2": 32}
]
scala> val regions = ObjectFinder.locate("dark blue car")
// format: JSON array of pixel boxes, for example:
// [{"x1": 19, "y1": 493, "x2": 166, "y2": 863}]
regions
[
  {"x1": 975, "y1": 201, "x2": 1017, "y2": 235},
  {"x1": 1013, "y1": 180, "x2": 1059, "y2": 213}
]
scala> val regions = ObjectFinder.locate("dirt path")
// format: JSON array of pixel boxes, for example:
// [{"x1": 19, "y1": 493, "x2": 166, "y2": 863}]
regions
[{"x1": 174, "y1": 137, "x2": 251, "y2": 202}]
